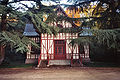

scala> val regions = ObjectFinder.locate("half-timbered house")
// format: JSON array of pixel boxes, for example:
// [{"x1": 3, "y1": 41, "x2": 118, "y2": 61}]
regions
[{"x1": 23, "y1": 6, "x2": 90, "y2": 67}]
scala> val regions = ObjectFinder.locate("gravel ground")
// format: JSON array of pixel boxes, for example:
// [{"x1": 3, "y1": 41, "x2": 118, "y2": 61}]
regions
[{"x1": 0, "y1": 67, "x2": 120, "y2": 80}]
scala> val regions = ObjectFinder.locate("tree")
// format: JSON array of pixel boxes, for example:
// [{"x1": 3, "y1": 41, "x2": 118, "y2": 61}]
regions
[
  {"x1": 0, "y1": 0, "x2": 59, "y2": 64},
  {"x1": 65, "y1": 0, "x2": 120, "y2": 61}
]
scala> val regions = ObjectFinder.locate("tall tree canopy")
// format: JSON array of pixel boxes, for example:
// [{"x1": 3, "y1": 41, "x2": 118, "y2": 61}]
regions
[
  {"x1": 0, "y1": 0, "x2": 120, "y2": 63},
  {"x1": 0, "y1": 0, "x2": 60, "y2": 64},
  {"x1": 67, "y1": 0, "x2": 120, "y2": 61}
]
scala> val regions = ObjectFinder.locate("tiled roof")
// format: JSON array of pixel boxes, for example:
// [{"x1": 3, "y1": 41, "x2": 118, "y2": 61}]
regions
[
  {"x1": 23, "y1": 24, "x2": 39, "y2": 36},
  {"x1": 79, "y1": 27, "x2": 93, "y2": 36}
]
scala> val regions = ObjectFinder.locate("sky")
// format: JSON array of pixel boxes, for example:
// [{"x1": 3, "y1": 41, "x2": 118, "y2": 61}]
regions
[
  {"x1": 8, "y1": 0, "x2": 99, "y2": 12},
  {"x1": 9, "y1": 0, "x2": 72, "y2": 12}
]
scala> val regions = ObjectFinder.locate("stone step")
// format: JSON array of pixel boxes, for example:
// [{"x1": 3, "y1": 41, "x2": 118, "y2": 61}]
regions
[
  {"x1": 37, "y1": 60, "x2": 48, "y2": 67},
  {"x1": 25, "y1": 59, "x2": 37, "y2": 64},
  {"x1": 71, "y1": 59, "x2": 83, "y2": 67},
  {"x1": 82, "y1": 58, "x2": 91, "y2": 62},
  {"x1": 49, "y1": 60, "x2": 71, "y2": 65}
]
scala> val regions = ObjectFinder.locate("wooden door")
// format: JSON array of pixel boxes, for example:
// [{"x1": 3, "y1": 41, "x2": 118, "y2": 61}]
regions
[{"x1": 54, "y1": 40, "x2": 66, "y2": 59}]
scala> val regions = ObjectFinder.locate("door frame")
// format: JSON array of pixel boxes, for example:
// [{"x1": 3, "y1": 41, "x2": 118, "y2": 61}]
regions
[{"x1": 54, "y1": 40, "x2": 66, "y2": 60}]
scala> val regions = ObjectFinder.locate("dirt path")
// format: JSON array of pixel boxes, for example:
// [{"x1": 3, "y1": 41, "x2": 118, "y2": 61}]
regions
[{"x1": 0, "y1": 67, "x2": 120, "y2": 80}]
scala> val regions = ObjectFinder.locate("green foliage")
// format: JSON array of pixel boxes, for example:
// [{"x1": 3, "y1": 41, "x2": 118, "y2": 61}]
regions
[
  {"x1": 66, "y1": 0, "x2": 120, "y2": 53},
  {"x1": 0, "y1": 3, "x2": 26, "y2": 32},
  {"x1": 7, "y1": 11, "x2": 26, "y2": 31},
  {"x1": 70, "y1": 28, "x2": 120, "y2": 49},
  {"x1": 0, "y1": 31, "x2": 39, "y2": 53},
  {"x1": 0, "y1": 4, "x2": 12, "y2": 14},
  {"x1": 69, "y1": 0, "x2": 120, "y2": 29},
  {"x1": 0, "y1": 3, "x2": 34, "y2": 54},
  {"x1": 0, "y1": 5, "x2": 6, "y2": 14},
  {"x1": 0, "y1": 1, "x2": 60, "y2": 55},
  {"x1": 22, "y1": 2, "x2": 60, "y2": 35},
  {"x1": 92, "y1": 29, "x2": 118, "y2": 48},
  {"x1": 25, "y1": 11, "x2": 59, "y2": 35},
  {"x1": 70, "y1": 36, "x2": 91, "y2": 46}
]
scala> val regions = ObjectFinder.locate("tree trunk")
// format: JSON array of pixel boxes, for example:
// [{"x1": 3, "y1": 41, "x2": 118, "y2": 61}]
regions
[
  {"x1": 0, "y1": 12, "x2": 7, "y2": 65},
  {"x1": 1, "y1": 14, "x2": 7, "y2": 31},
  {"x1": 0, "y1": 46, "x2": 5, "y2": 65},
  {"x1": 0, "y1": 14, "x2": 7, "y2": 65},
  {"x1": 0, "y1": 0, "x2": 9, "y2": 64}
]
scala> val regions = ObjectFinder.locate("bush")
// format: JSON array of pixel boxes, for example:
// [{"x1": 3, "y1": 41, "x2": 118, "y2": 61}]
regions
[{"x1": 90, "y1": 44, "x2": 117, "y2": 62}]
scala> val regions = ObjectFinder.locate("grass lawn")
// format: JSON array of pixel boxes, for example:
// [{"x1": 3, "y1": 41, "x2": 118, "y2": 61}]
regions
[
  {"x1": 83, "y1": 62, "x2": 120, "y2": 67},
  {"x1": 0, "y1": 60, "x2": 120, "y2": 68},
  {"x1": 0, "y1": 61, "x2": 34, "y2": 68}
]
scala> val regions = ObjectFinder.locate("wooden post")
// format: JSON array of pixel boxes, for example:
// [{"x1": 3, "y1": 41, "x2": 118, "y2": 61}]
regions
[
  {"x1": 71, "y1": 45, "x2": 73, "y2": 65},
  {"x1": 47, "y1": 34, "x2": 49, "y2": 66}
]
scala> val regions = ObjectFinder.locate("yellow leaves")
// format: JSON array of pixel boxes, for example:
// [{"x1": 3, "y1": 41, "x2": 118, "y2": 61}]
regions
[
  {"x1": 65, "y1": 4, "x2": 98, "y2": 26},
  {"x1": 65, "y1": 8, "x2": 81, "y2": 26},
  {"x1": 43, "y1": 14, "x2": 48, "y2": 22},
  {"x1": 74, "y1": 21, "x2": 82, "y2": 26},
  {"x1": 65, "y1": 9, "x2": 80, "y2": 18},
  {"x1": 7, "y1": 18, "x2": 18, "y2": 22}
]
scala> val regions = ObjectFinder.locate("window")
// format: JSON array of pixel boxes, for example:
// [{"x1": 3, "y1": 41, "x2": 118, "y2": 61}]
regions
[{"x1": 31, "y1": 37, "x2": 40, "y2": 54}]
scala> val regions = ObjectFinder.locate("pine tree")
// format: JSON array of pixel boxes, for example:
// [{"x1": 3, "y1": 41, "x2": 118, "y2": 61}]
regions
[
  {"x1": 0, "y1": 0, "x2": 59, "y2": 64},
  {"x1": 64, "y1": 0, "x2": 120, "y2": 61}
]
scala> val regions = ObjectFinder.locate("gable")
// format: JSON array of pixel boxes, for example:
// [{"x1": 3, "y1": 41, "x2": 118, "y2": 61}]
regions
[
  {"x1": 55, "y1": 6, "x2": 68, "y2": 16},
  {"x1": 48, "y1": 6, "x2": 79, "y2": 28}
]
